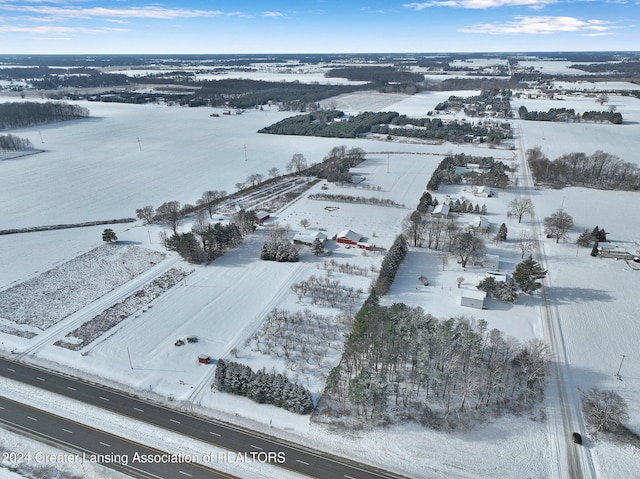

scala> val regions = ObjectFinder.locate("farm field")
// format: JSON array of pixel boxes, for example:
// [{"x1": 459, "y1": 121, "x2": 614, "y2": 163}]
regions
[{"x1": 1, "y1": 74, "x2": 640, "y2": 479}]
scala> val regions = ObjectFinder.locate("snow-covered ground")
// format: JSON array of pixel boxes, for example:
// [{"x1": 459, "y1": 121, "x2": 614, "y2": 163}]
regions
[{"x1": 1, "y1": 74, "x2": 640, "y2": 479}]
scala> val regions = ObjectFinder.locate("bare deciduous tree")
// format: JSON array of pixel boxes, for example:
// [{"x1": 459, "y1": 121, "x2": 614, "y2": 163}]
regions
[
  {"x1": 581, "y1": 387, "x2": 629, "y2": 433},
  {"x1": 268, "y1": 167, "x2": 280, "y2": 178},
  {"x1": 518, "y1": 231, "x2": 536, "y2": 258},
  {"x1": 197, "y1": 190, "x2": 226, "y2": 218},
  {"x1": 286, "y1": 153, "x2": 308, "y2": 174},
  {"x1": 508, "y1": 197, "x2": 534, "y2": 224},
  {"x1": 156, "y1": 200, "x2": 182, "y2": 234},
  {"x1": 544, "y1": 208, "x2": 574, "y2": 243},
  {"x1": 135, "y1": 205, "x2": 155, "y2": 225},
  {"x1": 452, "y1": 230, "x2": 486, "y2": 268}
]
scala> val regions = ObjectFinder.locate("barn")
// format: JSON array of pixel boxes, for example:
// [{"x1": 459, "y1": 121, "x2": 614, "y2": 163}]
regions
[
  {"x1": 336, "y1": 229, "x2": 363, "y2": 245},
  {"x1": 460, "y1": 289, "x2": 486, "y2": 310}
]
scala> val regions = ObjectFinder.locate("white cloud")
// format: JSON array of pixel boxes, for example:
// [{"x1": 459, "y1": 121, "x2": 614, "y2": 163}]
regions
[
  {"x1": 460, "y1": 15, "x2": 614, "y2": 34},
  {"x1": 0, "y1": 24, "x2": 127, "y2": 34},
  {"x1": 0, "y1": 4, "x2": 226, "y2": 20},
  {"x1": 404, "y1": 0, "x2": 557, "y2": 9},
  {"x1": 262, "y1": 11, "x2": 284, "y2": 17}
]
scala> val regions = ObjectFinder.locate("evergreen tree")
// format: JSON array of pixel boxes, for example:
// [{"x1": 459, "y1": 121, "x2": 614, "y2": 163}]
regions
[
  {"x1": 513, "y1": 255, "x2": 547, "y2": 293},
  {"x1": 102, "y1": 228, "x2": 117, "y2": 243},
  {"x1": 496, "y1": 223, "x2": 508, "y2": 242},
  {"x1": 311, "y1": 238, "x2": 325, "y2": 256},
  {"x1": 495, "y1": 278, "x2": 519, "y2": 303},
  {"x1": 477, "y1": 276, "x2": 497, "y2": 297},
  {"x1": 577, "y1": 228, "x2": 593, "y2": 247}
]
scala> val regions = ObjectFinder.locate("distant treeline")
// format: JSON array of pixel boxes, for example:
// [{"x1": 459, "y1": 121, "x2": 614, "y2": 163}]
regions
[
  {"x1": 0, "y1": 134, "x2": 33, "y2": 151},
  {"x1": 325, "y1": 66, "x2": 424, "y2": 83},
  {"x1": 424, "y1": 77, "x2": 521, "y2": 91},
  {"x1": 259, "y1": 110, "x2": 399, "y2": 138},
  {"x1": 568, "y1": 61, "x2": 640, "y2": 75},
  {"x1": 193, "y1": 78, "x2": 371, "y2": 110},
  {"x1": 0, "y1": 102, "x2": 90, "y2": 130},
  {"x1": 518, "y1": 106, "x2": 622, "y2": 124},
  {"x1": 527, "y1": 146, "x2": 640, "y2": 190}
]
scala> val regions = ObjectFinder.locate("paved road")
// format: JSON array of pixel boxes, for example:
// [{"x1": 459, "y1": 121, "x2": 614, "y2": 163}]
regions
[
  {"x1": 0, "y1": 396, "x2": 233, "y2": 479},
  {"x1": 515, "y1": 121, "x2": 596, "y2": 479},
  {"x1": 0, "y1": 357, "x2": 406, "y2": 479}
]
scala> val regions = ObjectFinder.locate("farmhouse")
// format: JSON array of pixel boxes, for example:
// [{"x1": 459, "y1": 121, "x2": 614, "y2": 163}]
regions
[
  {"x1": 336, "y1": 229, "x2": 363, "y2": 245},
  {"x1": 293, "y1": 231, "x2": 328, "y2": 246},
  {"x1": 460, "y1": 289, "x2": 486, "y2": 310},
  {"x1": 473, "y1": 186, "x2": 493, "y2": 197}
]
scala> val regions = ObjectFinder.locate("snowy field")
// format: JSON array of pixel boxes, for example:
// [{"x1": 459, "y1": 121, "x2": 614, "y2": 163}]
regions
[{"x1": 1, "y1": 76, "x2": 640, "y2": 479}]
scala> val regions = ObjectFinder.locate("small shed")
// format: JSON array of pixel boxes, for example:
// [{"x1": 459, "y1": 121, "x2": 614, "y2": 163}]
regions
[
  {"x1": 432, "y1": 203, "x2": 450, "y2": 218},
  {"x1": 337, "y1": 229, "x2": 363, "y2": 245},
  {"x1": 484, "y1": 271, "x2": 509, "y2": 283},
  {"x1": 460, "y1": 289, "x2": 486, "y2": 310},
  {"x1": 469, "y1": 216, "x2": 489, "y2": 230},
  {"x1": 255, "y1": 211, "x2": 270, "y2": 223},
  {"x1": 198, "y1": 355, "x2": 211, "y2": 364}
]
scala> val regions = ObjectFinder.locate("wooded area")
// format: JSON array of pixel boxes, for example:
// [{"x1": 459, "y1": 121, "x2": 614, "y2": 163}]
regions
[
  {"x1": 0, "y1": 101, "x2": 90, "y2": 130},
  {"x1": 526, "y1": 146, "x2": 640, "y2": 190},
  {"x1": 323, "y1": 296, "x2": 549, "y2": 427}
]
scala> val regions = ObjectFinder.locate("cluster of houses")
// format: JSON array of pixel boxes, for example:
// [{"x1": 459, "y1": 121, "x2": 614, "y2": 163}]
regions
[{"x1": 292, "y1": 229, "x2": 374, "y2": 251}]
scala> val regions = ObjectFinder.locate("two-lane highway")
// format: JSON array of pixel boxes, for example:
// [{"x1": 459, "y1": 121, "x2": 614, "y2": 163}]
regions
[
  {"x1": 0, "y1": 396, "x2": 233, "y2": 479},
  {"x1": 0, "y1": 356, "x2": 407, "y2": 479}
]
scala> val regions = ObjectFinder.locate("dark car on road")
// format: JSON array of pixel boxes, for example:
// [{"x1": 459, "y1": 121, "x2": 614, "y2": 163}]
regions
[{"x1": 572, "y1": 432, "x2": 583, "y2": 445}]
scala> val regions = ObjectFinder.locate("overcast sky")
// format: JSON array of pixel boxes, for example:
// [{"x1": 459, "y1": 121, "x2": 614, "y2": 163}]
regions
[{"x1": 1, "y1": 0, "x2": 638, "y2": 55}]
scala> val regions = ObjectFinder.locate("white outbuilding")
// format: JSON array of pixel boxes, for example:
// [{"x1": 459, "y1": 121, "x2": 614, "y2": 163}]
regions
[{"x1": 460, "y1": 289, "x2": 486, "y2": 310}]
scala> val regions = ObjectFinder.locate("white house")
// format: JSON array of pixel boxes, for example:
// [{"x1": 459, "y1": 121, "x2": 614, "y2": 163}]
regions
[
  {"x1": 474, "y1": 185, "x2": 493, "y2": 197},
  {"x1": 293, "y1": 231, "x2": 328, "y2": 246},
  {"x1": 460, "y1": 289, "x2": 486, "y2": 310}
]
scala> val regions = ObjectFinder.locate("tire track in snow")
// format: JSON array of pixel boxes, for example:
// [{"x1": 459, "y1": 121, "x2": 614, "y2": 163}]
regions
[
  {"x1": 515, "y1": 121, "x2": 596, "y2": 479},
  {"x1": 16, "y1": 256, "x2": 180, "y2": 358}
]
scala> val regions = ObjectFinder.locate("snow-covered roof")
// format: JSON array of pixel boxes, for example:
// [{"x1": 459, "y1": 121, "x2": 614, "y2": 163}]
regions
[
  {"x1": 461, "y1": 289, "x2": 487, "y2": 300},
  {"x1": 293, "y1": 231, "x2": 327, "y2": 244},
  {"x1": 470, "y1": 216, "x2": 489, "y2": 228},
  {"x1": 337, "y1": 229, "x2": 362, "y2": 242},
  {"x1": 432, "y1": 203, "x2": 450, "y2": 216}
]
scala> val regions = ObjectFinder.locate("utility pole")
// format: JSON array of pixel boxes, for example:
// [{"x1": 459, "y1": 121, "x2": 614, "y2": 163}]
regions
[
  {"x1": 127, "y1": 347, "x2": 134, "y2": 370},
  {"x1": 615, "y1": 354, "x2": 627, "y2": 380}
]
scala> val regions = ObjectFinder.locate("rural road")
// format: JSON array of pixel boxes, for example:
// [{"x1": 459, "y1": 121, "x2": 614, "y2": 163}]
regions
[
  {"x1": 0, "y1": 356, "x2": 408, "y2": 479},
  {"x1": 515, "y1": 121, "x2": 597, "y2": 479}
]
